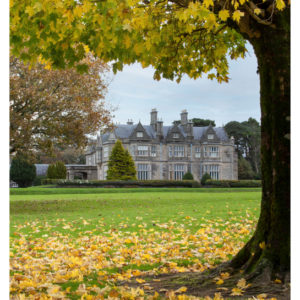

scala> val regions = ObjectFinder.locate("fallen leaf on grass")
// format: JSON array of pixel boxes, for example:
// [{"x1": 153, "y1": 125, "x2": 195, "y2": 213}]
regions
[
  {"x1": 257, "y1": 293, "x2": 268, "y2": 299},
  {"x1": 215, "y1": 279, "x2": 224, "y2": 285},
  {"x1": 274, "y1": 279, "x2": 282, "y2": 284},
  {"x1": 174, "y1": 286, "x2": 187, "y2": 293},
  {"x1": 236, "y1": 278, "x2": 251, "y2": 289},
  {"x1": 230, "y1": 287, "x2": 243, "y2": 296}
]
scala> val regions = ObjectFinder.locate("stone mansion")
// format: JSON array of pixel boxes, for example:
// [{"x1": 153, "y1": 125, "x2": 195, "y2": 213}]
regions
[{"x1": 67, "y1": 109, "x2": 238, "y2": 181}]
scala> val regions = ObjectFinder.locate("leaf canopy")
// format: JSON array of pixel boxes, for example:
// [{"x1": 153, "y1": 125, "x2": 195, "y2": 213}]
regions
[{"x1": 10, "y1": 0, "x2": 289, "y2": 82}]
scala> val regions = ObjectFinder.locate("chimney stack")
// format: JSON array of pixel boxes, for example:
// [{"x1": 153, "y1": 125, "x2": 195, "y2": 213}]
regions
[
  {"x1": 156, "y1": 119, "x2": 163, "y2": 138},
  {"x1": 187, "y1": 119, "x2": 193, "y2": 138},
  {"x1": 150, "y1": 108, "x2": 158, "y2": 129},
  {"x1": 180, "y1": 109, "x2": 188, "y2": 127},
  {"x1": 127, "y1": 119, "x2": 133, "y2": 125}
]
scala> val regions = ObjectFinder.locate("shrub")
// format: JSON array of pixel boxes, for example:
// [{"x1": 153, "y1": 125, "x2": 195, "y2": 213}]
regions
[
  {"x1": 10, "y1": 156, "x2": 36, "y2": 187},
  {"x1": 56, "y1": 179, "x2": 201, "y2": 188},
  {"x1": 47, "y1": 161, "x2": 67, "y2": 179},
  {"x1": 182, "y1": 172, "x2": 194, "y2": 180},
  {"x1": 33, "y1": 175, "x2": 47, "y2": 186},
  {"x1": 201, "y1": 173, "x2": 211, "y2": 185},
  {"x1": 41, "y1": 178, "x2": 61, "y2": 185}
]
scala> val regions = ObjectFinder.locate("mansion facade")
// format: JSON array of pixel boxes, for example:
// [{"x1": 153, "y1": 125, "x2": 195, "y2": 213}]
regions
[{"x1": 67, "y1": 109, "x2": 238, "y2": 181}]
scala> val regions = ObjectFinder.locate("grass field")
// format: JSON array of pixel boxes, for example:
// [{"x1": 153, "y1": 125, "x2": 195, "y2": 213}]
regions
[{"x1": 10, "y1": 187, "x2": 261, "y2": 299}]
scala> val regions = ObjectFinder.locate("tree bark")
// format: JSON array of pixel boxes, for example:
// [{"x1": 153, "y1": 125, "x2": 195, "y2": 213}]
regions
[{"x1": 230, "y1": 8, "x2": 290, "y2": 280}]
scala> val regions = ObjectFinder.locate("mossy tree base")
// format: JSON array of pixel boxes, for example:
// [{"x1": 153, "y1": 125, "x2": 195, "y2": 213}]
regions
[{"x1": 121, "y1": 261, "x2": 290, "y2": 299}]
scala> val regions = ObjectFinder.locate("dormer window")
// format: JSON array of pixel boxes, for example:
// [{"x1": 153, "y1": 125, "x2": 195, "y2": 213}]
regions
[
  {"x1": 207, "y1": 134, "x2": 214, "y2": 140},
  {"x1": 137, "y1": 131, "x2": 143, "y2": 138},
  {"x1": 173, "y1": 133, "x2": 179, "y2": 138}
]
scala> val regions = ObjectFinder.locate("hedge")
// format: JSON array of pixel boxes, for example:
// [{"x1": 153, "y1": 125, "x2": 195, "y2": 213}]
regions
[
  {"x1": 33, "y1": 175, "x2": 47, "y2": 186},
  {"x1": 41, "y1": 178, "x2": 62, "y2": 185},
  {"x1": 205, "y1": 179, "x2": 261, "y2": 187},
  {"x1": 49, "y1": 179, "x2": 201, "y2": 188}
]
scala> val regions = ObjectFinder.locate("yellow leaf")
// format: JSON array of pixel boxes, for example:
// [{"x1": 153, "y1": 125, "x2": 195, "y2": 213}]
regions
[
  {"x1": 220, "y1": 272, "x2": 230, "y2": 279},
  {"x1": 133, "y1": 44, "x2": 143, "y2": 55},
  {"x1": 124, "y1": 35, "x2": 131, "y2": 49},
  {"x1": 203, "y1": 0, "x2": 214, "y2": 8},
  {"x1": 219, "y1": 10, "x2": 230, "y2": 21},
  {"x1": 175, "y1": 286, "x2": 187, "y2": 293},
  {"x1": 230, "y1": 287, "x2": 243, "y2": 296},
  {"x1": 236, "y1": 278, "x2": 247, "y2": 289},
  {"x1": 84, "y1": 45, "x2": 90, "y2": 53},
  {"x1": 232, "y1": 10, "x2": 244, "y2": 23},
  {"x1": 216, "y1": 279, "x2": 224, "y2": 285},
  {"x1": 257, "y1": 293, "x2": 268, "y2": 299},
  {"x1": 254, "y1": 8, "x2": 261, "y2": 15},
  {"x1": 136, "y1": 278, "x2": 145, "y2": 283},
  {"x1": 276, "y1": 0, "x2": 286, "y2": 10},
  {"x1": 259, "y1": 241, "x2": 266, "y2": 249},
  {"x1": 274, "y1": 279, "x2": 282, "y2": 284}
]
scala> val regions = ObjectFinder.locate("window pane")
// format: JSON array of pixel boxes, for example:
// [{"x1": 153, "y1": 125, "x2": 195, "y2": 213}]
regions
[
  {"x1": 137, "y1": 146, "x2": 148, "y2": 156},
  {"x1": 137, "y1": 164, "x2": 149, "y2": 180},
  {"x1": 151, "y1": 145, "x2": 156, "y2": 157}
]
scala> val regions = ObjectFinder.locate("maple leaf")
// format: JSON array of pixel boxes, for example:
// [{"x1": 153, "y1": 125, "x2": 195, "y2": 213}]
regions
[
  {"x1": 276, "y1": 0, "x2": 286, "y2": 10},
  {"x1": 232, "y1": 10, "x2": 245, "y2": 23},
  {"x1": 218, "y1": 10, "x2": 230, "y2": 21}
]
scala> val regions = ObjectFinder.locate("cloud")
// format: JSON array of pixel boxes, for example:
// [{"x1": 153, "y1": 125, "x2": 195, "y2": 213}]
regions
[{"x1": 106, "y1": 44, "x2": 260, "y2": 127}]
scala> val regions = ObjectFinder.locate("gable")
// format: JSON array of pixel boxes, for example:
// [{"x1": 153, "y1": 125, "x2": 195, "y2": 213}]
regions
[
  {"x1": 129, "y1": 122, "x2": 151, "y2": 141},
  {"x1": 108, "y1": 131, "x2": 117, "y2": 142},
  {"x1": 201, "y1": 126, "x2": 220, "y2": 143},
  {"x1": 165, "y1": 124, "x2": 185, "y2": 142}
]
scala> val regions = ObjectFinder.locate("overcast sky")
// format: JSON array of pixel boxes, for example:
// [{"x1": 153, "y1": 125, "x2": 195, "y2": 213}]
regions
[{"x1": 105, "y1": 43, "x2": 260, "y2": 128}]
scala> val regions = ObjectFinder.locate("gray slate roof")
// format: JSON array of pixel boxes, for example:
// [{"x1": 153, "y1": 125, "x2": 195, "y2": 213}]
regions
[
  {"x1": 35, "y1": 164, "x2": 49, "y2": 176},
  {"x1": 101, "y1": 124, "x2": 229, "y2": 142}
]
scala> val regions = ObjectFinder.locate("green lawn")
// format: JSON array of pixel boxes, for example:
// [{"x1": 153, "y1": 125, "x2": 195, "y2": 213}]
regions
[
  {"x1": 10, "y1": 187, "x2": 262, "y2": 299},
  {"x1": 10, "y1": 187, "x2": 261, "y2": 236}
]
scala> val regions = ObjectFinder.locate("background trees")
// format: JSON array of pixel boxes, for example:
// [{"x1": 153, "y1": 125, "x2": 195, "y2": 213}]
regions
[
  {"x1": 10, "y1": 156, "x2": 36, "y2": 187},
  {"x1": 225, "y1": 118, "x2": 261, "y2": 179},
  {"x1": 10, "y1": 56, "x2": 113, "y2": 158},
  {"x1": 107, "y1": 140, "x2": 137, "y2": 180},
  {"x1": 173, "y1": 118, "x2": 216, "y2": 127}
]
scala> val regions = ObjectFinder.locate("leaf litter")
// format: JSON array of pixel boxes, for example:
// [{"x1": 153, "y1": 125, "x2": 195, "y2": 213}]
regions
[{"x1": 9, "y1": 212, "x2": 278, "y2": 299}]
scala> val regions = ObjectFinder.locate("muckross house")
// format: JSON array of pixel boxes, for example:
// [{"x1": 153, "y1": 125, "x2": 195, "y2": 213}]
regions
[{"x1": 67, "y1": 109, "x2": 238, "y2": 181}]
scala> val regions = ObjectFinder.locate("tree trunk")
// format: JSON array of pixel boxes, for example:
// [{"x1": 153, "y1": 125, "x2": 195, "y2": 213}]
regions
[{"x1": 230, "y1": 8, "x2": 290, "y2": 280}]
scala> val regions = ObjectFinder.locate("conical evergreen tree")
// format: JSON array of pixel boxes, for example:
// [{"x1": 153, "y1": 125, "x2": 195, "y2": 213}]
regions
[
  {"x1": 106, "y1": 140, "x2": 136, "y2": 180},
  {"x1": 123, "y1": 149, "x2": 137, "y2": 180}
]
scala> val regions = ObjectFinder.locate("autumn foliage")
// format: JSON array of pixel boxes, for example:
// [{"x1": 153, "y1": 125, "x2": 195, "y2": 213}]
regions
[{"x1": 10, "y1": 56, "x2": 113, "y2": 156}]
